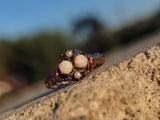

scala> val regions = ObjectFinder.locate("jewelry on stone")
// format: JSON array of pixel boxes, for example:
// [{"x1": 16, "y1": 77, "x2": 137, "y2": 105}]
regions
[{"x1": 45, "y1": 49, "x2": 105, "y2": 89}]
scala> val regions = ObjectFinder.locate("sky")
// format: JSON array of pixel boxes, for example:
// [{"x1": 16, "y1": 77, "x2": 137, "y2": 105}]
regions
[{"x1": 0, "y1": 0, "x2": 159, "y2": 38}]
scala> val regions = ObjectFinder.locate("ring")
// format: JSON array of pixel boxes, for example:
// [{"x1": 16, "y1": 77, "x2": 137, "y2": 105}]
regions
[{"x1": 45, "y1": 49, "x2": 105, "y2": 89}]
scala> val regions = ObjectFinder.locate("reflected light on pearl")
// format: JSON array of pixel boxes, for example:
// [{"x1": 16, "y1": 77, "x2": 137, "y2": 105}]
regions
[
  {"x1": 65, "y1": 50, "x2": 73, "y2": 58},
  {"x1": 74, "y1": 71, "x2": 82, "y2": 79}
]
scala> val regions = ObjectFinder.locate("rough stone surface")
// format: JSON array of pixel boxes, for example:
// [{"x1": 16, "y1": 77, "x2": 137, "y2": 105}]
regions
[{"x1": 1, "y1": 45, "x2": 160, "y2": 120}]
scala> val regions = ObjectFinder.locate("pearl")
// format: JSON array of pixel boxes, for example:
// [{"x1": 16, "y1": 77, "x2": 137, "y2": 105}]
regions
[
  {"x1": 58, "y1": 60, "x2": 73, "y2": 74},
  {"x1": 74, "y1": 71, "x2": 82, "y2": 79},
  {"x1": 65, "y1": 50, "x2": 73, "y2": 58},
  {"x1": 74, "y1": 54, "x2": 88, "y2": 68}
]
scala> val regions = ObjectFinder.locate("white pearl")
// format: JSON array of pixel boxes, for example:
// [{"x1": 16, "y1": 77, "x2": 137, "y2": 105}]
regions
[
  {"x1": 74, "y1": 54, "x2": 88, "y2": 68},
  {"x1": 74, "y1": 71, "x2": 82, "y2": 79},
  {"x1": 58, "y1": 60, "x2": 73, "y2": 74},
  {"x1": 65, "y1": 50, "x2": 73, "y2": 58}
]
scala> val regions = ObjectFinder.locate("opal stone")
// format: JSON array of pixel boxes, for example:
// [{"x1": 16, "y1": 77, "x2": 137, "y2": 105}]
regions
[
  {"x1": 58, "y1": 60, "x2": 73, "y2": 74},
  {"x1": 74, "y1": 54, "x2": 88, "y2": 68}
]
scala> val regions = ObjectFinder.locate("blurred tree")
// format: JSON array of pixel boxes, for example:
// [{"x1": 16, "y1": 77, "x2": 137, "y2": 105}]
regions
[
  {"x1": 0, "y1": 9, "x2": 159, "y2": 85},
  {"x1": 0, "y1": 42, "x2": 13, "y2": 72},
  {"x1": 113, "y1": 10, "x2": 160, "y2": 45},
  {"x1": 73, "y1": 10, "x2": 160, "y2": 53},
  {"x1": 5, "y1": 32, "x2": 76, "y2": 83},
  {"x1": 73, "y1": 16, "x2": 115, "y2": 53}
]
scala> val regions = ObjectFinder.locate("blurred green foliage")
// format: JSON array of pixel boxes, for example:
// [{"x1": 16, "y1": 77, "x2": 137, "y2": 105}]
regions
[
  {"x1": 0, "y1": 10, "x2": 159, "y2": 84},
  {"x1": 74, "y1": 10, "x2": 160, "y2": 53},
  {"x1": 113, "y1": 11, "x2": 160, "y2": 45},
  {"x1": 0, "y1": 32, "x2": 79, "y2": 83}
]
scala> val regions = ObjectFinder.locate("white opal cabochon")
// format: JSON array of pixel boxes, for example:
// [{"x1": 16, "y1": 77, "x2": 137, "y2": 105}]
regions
[
  {"x1": 58, "y1": 60, "x2": 73, "y2": 74},
  {"x1": 74, "y1": 54, "x2": 88, "y2": 68}
]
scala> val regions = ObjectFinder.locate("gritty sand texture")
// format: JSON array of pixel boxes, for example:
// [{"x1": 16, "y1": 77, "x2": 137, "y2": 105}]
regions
[{"x1": 0, "y1": 45, "x2": 160, "y2": 120}]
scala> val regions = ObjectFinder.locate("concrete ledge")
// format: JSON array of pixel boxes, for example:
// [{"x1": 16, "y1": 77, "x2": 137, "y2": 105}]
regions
[{"x1": 0, "y1": 32, "x2": 160, "y2": 120}]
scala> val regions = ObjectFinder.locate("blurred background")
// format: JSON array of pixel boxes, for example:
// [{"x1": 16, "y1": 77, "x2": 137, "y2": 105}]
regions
[{"x1": 0, "y1": 0, "x2": 160, "y2": 113}]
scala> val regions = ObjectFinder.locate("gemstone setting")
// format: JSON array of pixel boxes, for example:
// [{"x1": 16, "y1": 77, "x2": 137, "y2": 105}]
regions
[
  {"x1": 58, "y1": 60, "x2": 73, "y2": 74},
  {"x1": 74, "y1": 54, "x2": 88, "y2": 68}
]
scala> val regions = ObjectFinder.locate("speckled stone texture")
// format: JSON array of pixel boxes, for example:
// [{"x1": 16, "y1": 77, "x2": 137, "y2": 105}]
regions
[{"x1": 1, "y1": 46, "x2": 160, "y2": 120}]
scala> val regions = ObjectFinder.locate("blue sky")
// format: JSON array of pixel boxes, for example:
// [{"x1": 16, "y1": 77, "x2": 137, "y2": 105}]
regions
[{"x1": 0, "y1": 0, "x2": 159, "y2": 37}]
